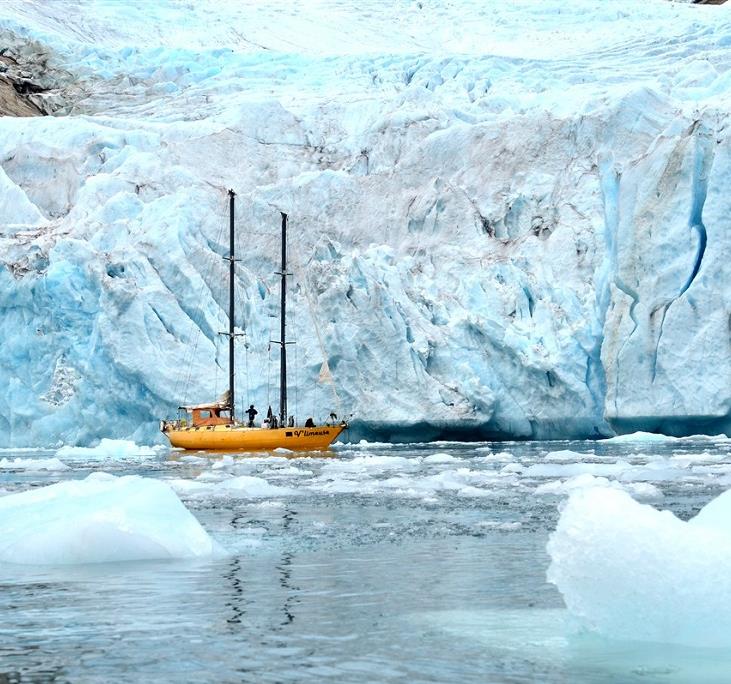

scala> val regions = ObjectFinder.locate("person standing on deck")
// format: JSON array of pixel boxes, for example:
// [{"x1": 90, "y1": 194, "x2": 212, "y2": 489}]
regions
[{"x1": 246, "y1": 404, "x2": 258, "y2": 428}]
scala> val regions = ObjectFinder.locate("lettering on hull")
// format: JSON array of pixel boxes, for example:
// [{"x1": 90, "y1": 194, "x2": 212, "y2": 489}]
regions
[{"x1": 288, "y1": 430, "x2": 330, "y2": 438}]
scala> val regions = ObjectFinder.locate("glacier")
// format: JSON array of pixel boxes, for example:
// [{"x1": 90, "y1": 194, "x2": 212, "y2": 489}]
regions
[{"x1": 0, "y1": 0, "x2": 729, "y2": 446}]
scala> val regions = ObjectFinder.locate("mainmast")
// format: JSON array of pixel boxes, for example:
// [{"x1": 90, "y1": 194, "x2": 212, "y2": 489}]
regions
[
  {"x1": 279, "y1": 212, "x2": 288, "y2": 427},
  {"x1": 227, "y1": 189, "x2": 236, "y2": 418}
]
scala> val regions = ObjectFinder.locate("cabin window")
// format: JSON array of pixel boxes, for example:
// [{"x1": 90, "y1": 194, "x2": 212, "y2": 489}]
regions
[{"x1": 199, "y1": 411, "x2": 211, "y2": 419}]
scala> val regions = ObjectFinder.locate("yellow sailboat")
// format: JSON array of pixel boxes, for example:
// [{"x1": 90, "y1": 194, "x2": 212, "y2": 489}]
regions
[{"x1": 161, "y1": 190, "x2": 347, "y2": 451}]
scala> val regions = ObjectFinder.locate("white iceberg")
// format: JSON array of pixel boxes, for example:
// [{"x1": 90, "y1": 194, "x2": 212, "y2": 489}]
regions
[
  {"x1": 547, "y1": 486, "x2": 731, "y2": 647},
  {"x1": 0, "y1": 472, "x2": 221, "y2": 564}
]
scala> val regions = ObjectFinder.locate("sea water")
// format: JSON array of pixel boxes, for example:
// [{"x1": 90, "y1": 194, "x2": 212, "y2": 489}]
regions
[{"x1": 1, "y1": 436, "x2": 730, "y2": 683}]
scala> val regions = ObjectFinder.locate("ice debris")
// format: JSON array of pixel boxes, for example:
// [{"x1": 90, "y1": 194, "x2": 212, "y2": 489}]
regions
[
  {"x1": 56, "y1": 439, "x2": 165, "y2": 460},
  {"x1": 169, "y1": 474, "x2": 296, "y2": 499},
  {"x1": 0, "y1": 472, "x2": 221, "y2": 564},
  {"x1": 601, "y1": 432, "x2": 730, "y2": 445},
  {"x1": 547, "y1": 486, "x2": 731, "y2": 647},
  {"x1": 534, "y1": 474, "x2": 662, "y2": 500},
  {"x1": 0, "y1": 457, "x2": 69, "y2": 471}
]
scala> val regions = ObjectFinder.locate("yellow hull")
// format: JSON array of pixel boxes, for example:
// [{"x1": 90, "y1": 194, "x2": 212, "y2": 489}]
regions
[{"x1": 163, "y1": 423, "x2": 346, "y2": 452}]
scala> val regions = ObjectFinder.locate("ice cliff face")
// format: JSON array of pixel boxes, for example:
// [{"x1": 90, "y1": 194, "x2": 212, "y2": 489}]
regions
[{"x1": 0, "y1": 0, "x2": 729, "y2": 446}]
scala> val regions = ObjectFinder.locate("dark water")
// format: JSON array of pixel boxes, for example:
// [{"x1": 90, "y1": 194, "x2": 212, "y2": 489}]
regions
[{"x1": 1, "y1": 436, "x2": 730, "y2": 683}]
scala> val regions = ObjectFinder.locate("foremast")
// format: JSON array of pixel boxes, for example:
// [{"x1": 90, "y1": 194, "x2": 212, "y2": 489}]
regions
[
  {"x1": 278, "y1": 212, "x2": 288, "y2": 427},
  {"x1": 226, "y1": 189, "x2": 236, "y2": 418}
]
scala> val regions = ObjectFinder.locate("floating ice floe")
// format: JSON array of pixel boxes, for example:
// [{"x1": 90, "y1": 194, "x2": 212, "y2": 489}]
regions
[
  {"x1": 534, "y1": 474, "x2": 662, "y2": 500},
  {"x1": 0, "y1": 473, "x2": 221, "y2": 564},
  {"x1": 169, "y1": 474, "x2": 296, "y2": 499},
  {"x1": 311, "y1": 465, "x2": 510, "y2": 499},
  {"x1": 0, "y1": 457, "x2": 70, "y2": 471},
  {"x1": 423, "y1": 452, "x2": 461, "y2": 464},
  {"x1": 338, "y1": 440, "x2": 395, "y2": 449},
  {"x1": 602, "y1": 432, "x2": 730, "y2": 445},
  {"x1": 320, "y1": 454, "x2": 415, "y2": 472},
  {"x1": 525, "y1": 461, "x2": 632, "y2": 478},
  {"x1": 547, "y1": 486, "x2": 731, "y2": 647},
  {"x1": 544, "y1": 449, "x2": 592, "y2": 462},
  {"x1": 476, "y1": 450, "x2": 514, "y2": 463},
  {"x1": 56, "y1": 439, "x2": 165, "y2": 460}
]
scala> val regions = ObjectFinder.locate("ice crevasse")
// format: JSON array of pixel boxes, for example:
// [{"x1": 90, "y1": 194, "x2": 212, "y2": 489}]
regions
[
  {"x1": 548, "y1": 486, "x2": 731, "y2": 648},
  {"x1": 0, "y1": 0, "x2": 729, "y2": 446}
]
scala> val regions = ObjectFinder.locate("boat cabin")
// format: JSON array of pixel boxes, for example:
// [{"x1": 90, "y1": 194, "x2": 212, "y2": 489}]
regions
[{"x1": 182, "y1": 402, "x2": 233, "y2": 427}]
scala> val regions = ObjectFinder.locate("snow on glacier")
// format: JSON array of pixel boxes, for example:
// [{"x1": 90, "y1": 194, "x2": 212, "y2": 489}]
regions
[
  {"x1": 0, "y1": 0, "x2": 729, "y2": 446},
  {"x1": 547, "y1": 485, "x2": 731, "y2": 647},
  {"x1": 0, "y1": 472, "x2": 221, "y2": 564}
]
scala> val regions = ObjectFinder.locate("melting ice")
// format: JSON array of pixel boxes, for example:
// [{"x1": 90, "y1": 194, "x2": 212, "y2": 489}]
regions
[
  {"x1": 0, "y1": 472, "x2": 221, "y2": 564},
  {"x1": 548, "y1": 484, "x2": 731, "y2": 648}
]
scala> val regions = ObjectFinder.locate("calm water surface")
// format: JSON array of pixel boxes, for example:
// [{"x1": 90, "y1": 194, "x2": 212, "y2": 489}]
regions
[{"x1": 1, "y1": 437, "x2": 730, "y2": 683}]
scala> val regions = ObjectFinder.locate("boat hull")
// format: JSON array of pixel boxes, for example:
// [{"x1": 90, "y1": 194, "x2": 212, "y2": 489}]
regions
[{"x1": 163, "y1": 423, "x2": 346, "y2": 452}]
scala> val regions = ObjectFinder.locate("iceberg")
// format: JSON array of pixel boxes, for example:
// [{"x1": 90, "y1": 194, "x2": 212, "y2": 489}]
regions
[
  {"x1": 0, "y1": 472, "x2": 221, "y2": 564},
  {"x1": 0, "y1": 0, "x2": 729, "y2": 445},
  {"x1": 547, "y1": 486, "x2": 731, "y2": 647}
]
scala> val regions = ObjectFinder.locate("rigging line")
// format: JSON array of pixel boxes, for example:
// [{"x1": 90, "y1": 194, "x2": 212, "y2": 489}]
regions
[
  {"x1": 288, "y1": 241, "x2": 343, "y2": 418},
  {"x1": 266, "y1": 322, "x2": 273, "y2": 410},
  {"x1": 213, "y1": 341, "x2": 220, "y2": 399}
]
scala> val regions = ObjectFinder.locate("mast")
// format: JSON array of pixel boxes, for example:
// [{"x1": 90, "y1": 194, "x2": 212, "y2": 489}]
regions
[
  {"x1": 279, "y1": 212, "x2": 288, "y2": 427},
  {"x1": 228, "y1": 189, "x2": 236, "y2": 418}
]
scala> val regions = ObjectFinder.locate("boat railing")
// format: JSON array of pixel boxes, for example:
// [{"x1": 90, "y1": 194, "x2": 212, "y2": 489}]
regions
[{"x1": 160, "y1": 419, "x2": 188, "y2": 432}]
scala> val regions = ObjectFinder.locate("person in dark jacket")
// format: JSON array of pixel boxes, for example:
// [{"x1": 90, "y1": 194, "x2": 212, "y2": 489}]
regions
[{"x1": 246, "y1": 404, "x2": 258, "y2": 427}]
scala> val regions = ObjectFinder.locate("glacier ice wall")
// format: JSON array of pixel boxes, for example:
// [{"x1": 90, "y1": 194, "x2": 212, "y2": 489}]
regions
[{"x1": 0, "y1": 0, "x2": 729, "y2": 446}]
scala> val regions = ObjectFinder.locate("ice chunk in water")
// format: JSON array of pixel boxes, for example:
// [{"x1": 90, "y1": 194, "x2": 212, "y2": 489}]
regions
[
  {"x1": 56, "y1": 439, "x2": 164, "y2": 459},
  {"x1": 547, "y1": 487, "x2": 731, "y2": 646},
  {"x1": 534, "y1": 474, "x2": 662, "y2": 500},
  {"x1": 169, "y1": 474, "x2": 296, "y2": 498},
  {"x1": 424, "y1": 453, "x2": 461, "y2": 463},
  {"x1": 0, "y1": 473, "x2": 221, "y2": 565},
  {"x1": 0, "y1": 457, "x2": 69, "y2": 471}
]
